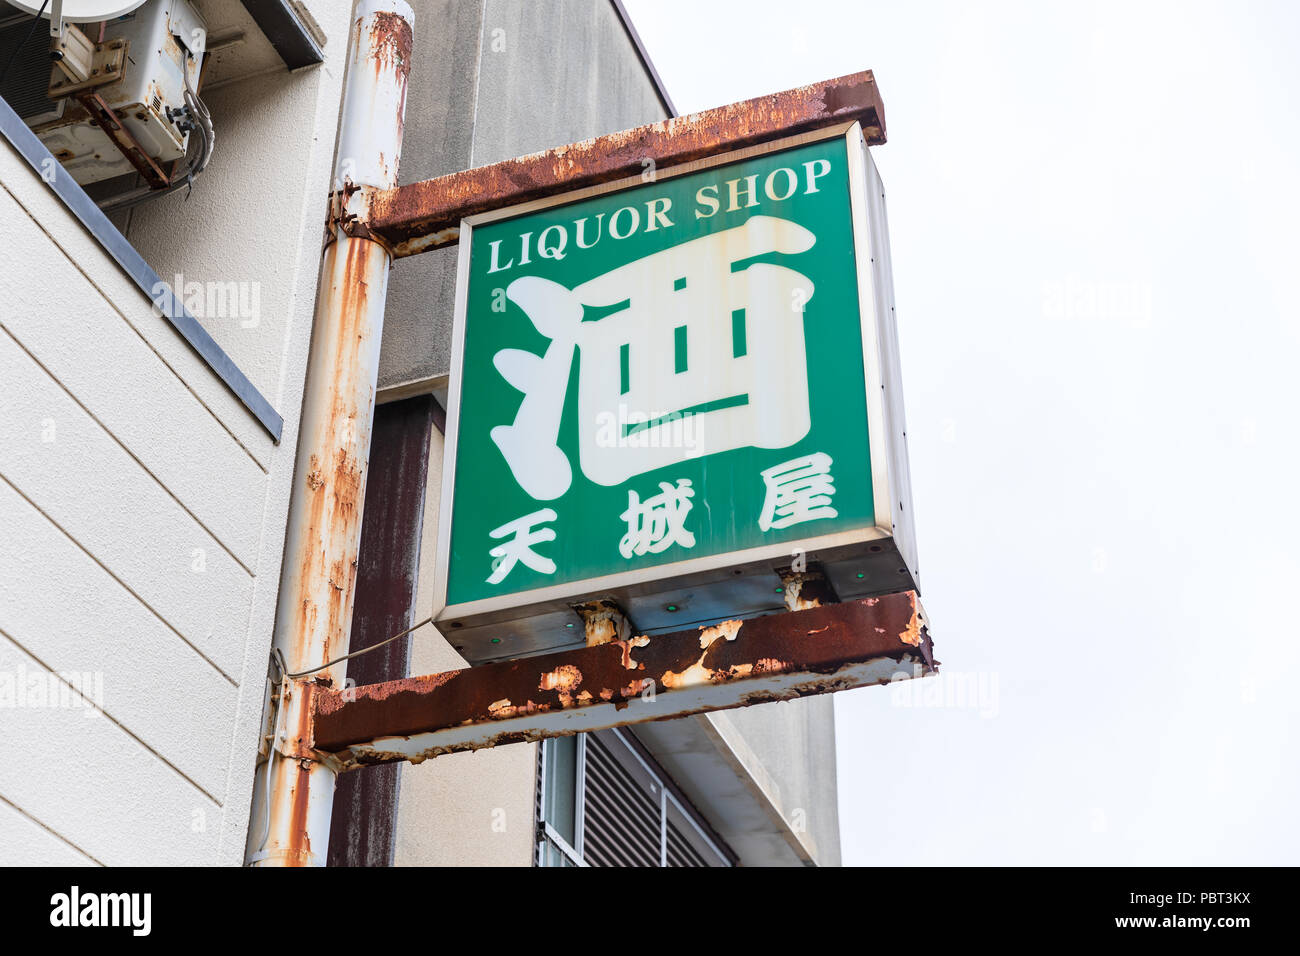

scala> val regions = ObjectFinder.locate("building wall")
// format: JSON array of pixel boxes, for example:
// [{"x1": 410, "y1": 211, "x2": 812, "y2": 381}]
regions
[
  {"x1": 710, "y1": 699, "x2": 843, "y2": 865},
  {"x1": 0, "y1": 0, "x2": 350, "y2": 865}
]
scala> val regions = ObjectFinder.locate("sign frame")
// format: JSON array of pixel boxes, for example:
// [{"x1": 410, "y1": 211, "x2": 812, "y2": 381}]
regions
[{"x1": 432, "y1": 120, "x2": 917, "y2": 662}]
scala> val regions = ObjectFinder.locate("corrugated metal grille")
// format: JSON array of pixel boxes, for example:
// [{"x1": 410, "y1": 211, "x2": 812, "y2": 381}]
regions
[
  {"x1": 582, "y1": 736, "x2": 661, "y2": 867},
  {"x1": 0, "y1": 19, "x2": 59, "y2": 120}
]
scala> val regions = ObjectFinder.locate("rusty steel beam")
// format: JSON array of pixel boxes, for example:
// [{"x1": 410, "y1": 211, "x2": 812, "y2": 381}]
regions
[
  {"x1": 359, "y1": 70, "x2": 886, "y2": 257},
  {"x1": 312, "y1": 591, "x2": 935, "y2": 768}
]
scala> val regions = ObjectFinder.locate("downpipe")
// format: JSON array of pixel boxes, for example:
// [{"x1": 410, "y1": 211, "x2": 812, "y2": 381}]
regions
[{"x1": 246, "y1": 0, "x2": 413, "y2": 867}]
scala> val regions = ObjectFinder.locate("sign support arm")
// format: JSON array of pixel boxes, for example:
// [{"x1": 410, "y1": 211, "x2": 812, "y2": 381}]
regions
[{"x1": 310, "y1": 592, "x2": 936, "y2": 768}]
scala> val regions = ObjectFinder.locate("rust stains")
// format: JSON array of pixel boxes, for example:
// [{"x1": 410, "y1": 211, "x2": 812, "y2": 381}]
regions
[
  {"x1": 620, "y1": 634, "x2": 649, "y2": 670},
  {"x1": 367, "y1": 12, "x2": 412, "y2": 72},
  {"x1": 286, "y1": 236, "x2": 388, "y2": 678},
  {"x1": 573, "y1": 598, "x2": 631, "y2": 646},
  {"x1": 360, "y1": 70, "x2": 887, "y2": 256},
  {"x1": 275, "y1": 681, "x2": 320, "y2": 760},
  {"x1": 74, "y1": 91, "x2": 170, "y2": 189},
  {"x1": 312, "y1": 590, "x2": 936, "y2": 754},
  {"x1": 336, "y1": 649, "x2": 931, "y2": 767},
  {"x1": 286, "y1": 760, "x2": 312, "y2": 860},
  {"x1": 539, "y1": 663, "x2": 583, "y2": 694},
  {"x1": 698, "y1": 619, "x2": 742, "y2": 649},
  {"x1": 273, "y1": 680, "x2": 326, "y2": 865},
  {"x1": 363, "y1": 11, "x2": 411, "y2": 179},
  {"x1": 305, "y1": 454, "x2": 325, "y2": 491},
  {"x1": 778, "y1": 565, "x2": 839, "y2": 611}
]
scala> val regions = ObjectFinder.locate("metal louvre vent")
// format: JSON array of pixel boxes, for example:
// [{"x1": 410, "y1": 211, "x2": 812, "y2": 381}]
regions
[
  {"x1": 537, "y1": 728, "x2": 735, "y2": 867},
  {"x1": 583, "y1": 735, "x2": 664, "y2": 867},
  {"x1": 666, "y1": 819, "x2": 709, "y2": 868}
]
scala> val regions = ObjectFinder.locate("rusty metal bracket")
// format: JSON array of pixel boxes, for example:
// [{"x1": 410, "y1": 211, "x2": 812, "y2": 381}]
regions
[
  {"x1": 258, "y1": 674, "x2": 346, "y2": 770},
  {"x1": 573, "y1": 598, "x2": 633, "y2": 646},
  {"x1": 74, "y1": 90, "x2": 171, "y2": 190},
  {"x1": 312, "y1": 590, "x2": 935, "y2": 769},
  {"x1": 323, "y1": 182, "x2": 396, "y2": 257},
  {"x1": 352, "y1": 69, "x2": 887, "y2": 257},
  {"x1": 48, "y1": 36, "x2": 128, "y2": 98},
  {"x1": 777, "y1": 564, "x2": 839, "y2": 611}
]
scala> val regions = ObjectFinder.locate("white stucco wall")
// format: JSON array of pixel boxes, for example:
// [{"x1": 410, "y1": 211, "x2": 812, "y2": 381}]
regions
[{"x1": 0, "y1": 0, "x2": 350, "y2": 866}]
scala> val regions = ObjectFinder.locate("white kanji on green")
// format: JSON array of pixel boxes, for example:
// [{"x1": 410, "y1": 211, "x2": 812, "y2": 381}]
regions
[
  {"x1": 619, "y1": 479, "x2": 696, "y2": 559},
  {"x1": 757, "y1": 453, "x2": 838, "y2": 531},
  {"x1": 490, "y1": 215, "x2": 817, "y2": 501},
  {"x1": 486, "y1": 508, "x2": 557, "y2": 584}
]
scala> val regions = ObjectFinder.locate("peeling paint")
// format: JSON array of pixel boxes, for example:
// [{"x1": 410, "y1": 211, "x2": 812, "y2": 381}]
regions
[
  {"x1": 898, "y1": 593, "x2": 923, "y2": 646},
  {"x1": 313, "y1": 592, "x2": 937, "y2": 762},
  {"x1": 337, "y1": 650, "x2": 930, "y2": 769},
  {"x1": 698, "y1": 619, "x2": 742, "y2": 649},
  {"x1": 573, "y1": 599, "x2": 630, "y2": 647}
]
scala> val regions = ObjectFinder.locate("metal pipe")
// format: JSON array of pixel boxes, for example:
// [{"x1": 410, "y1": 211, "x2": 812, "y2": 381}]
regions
[{"x1": 245, "y1": 0, "x2": 412, "y2": 868}]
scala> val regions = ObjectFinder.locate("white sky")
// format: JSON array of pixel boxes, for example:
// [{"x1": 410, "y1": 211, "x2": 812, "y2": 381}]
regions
[{"x1": 623, "y1": 0, "x2": 1300, "y2": 865}]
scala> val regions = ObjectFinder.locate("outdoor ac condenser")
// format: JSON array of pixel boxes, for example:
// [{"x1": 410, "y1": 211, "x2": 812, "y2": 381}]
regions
[{"x1": 0, "y1": 0, "x2": 206, "y2": 187}]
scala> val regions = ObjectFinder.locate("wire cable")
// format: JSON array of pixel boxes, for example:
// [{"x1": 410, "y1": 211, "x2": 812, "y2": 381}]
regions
[{"x1": 277, "y1": 616, "x2": 435, "y2": 680}]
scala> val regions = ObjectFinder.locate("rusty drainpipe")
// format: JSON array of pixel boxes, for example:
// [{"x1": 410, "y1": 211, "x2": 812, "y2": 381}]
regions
[{"x1": 245, "y1": 0, "x2": 413, "y2": 867}]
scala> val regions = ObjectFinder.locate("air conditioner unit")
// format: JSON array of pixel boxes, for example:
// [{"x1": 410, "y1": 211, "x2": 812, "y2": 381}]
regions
[{"x1": 0, "y1": 0, "x2": 207, "y2": 189}]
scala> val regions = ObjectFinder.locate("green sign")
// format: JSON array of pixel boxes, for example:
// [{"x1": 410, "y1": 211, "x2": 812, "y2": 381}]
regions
[{"x1": 441, "y1": 131, "x2": 882, "y2": 613}]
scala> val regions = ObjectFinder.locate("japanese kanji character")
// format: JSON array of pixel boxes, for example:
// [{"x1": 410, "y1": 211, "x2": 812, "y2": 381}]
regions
[
  {"x1": 490, "y1": 215, "x2": 817, "y2": 500},
  {"x1": 486, "y1": 508, "x2": 558, "y2": 584},
  {"x1": 618, "y1": 478, "x2": 696, "y2": 558},
  {"x1": 757, "y1": 452, "x2": 838, "y2": 531}
]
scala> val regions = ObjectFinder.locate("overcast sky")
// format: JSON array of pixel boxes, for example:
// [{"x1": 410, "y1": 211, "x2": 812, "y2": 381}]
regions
[{"x1": 623, "y1": 0, "x2": 1300, "y2": 865}]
